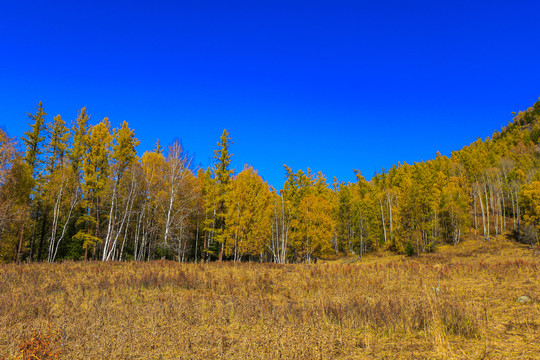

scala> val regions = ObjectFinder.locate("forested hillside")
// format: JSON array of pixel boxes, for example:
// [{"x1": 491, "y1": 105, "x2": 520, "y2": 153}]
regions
[{"x1": 1, "y1": 99, "x2": 539, "y2": 263}]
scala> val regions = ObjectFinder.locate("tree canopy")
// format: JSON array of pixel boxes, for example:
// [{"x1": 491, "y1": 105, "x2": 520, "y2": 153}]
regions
[{"x1": 1, "y1": 98, "x2": 540, "y2": 263}]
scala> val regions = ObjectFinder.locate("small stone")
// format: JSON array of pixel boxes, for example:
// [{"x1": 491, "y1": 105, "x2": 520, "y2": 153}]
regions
[{"x1": 516, "y1": 296, "x2": 532, "y2": 304}]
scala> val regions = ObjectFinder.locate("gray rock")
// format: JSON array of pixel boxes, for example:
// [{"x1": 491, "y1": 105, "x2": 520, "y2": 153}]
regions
[{"x1": 516, "y1": 295, "x2": 532, "y2": 304}]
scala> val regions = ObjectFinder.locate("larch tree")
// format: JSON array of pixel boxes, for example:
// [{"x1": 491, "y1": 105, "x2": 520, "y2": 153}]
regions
[
  {"x1": 286, "y1": 168, "x2": 334, "y2": 262},
  {"x1": 212, "y1": 129, "x2": 233, "y2": 261},
  {"x1": 69, "y1": 107, "x2": 90, "y2": 176},
  {"x1": 7, "y1": 158, "x2": 34, "y2": 263},
  {"x1": 21, "y1": 102, "x2": 48, "y2": 261},
  {"x1": 0, "y1": 130, "x2": 33, "y2": 262},
  {"x1": 440, "y1": 175, "x2": 470, "y2": 245},
  {"x1": 191, "y1": 168, "x2": 207, "y2": 262},
  {"x1": 335, "y1": 180, "x2": 353, "y2": 254},
  {"x1": 350, "y1": 170, "x2": 378, "y2": 256},
  {"x1": 22, "y1": 102, "x2": 47, "y2": 179},
  {"x1": 46, "y1": 114, "x2": 70, "y2": 173},
  {"x1": 520, "y1": 180, "x2": 540, "y2": 247},
  {"x1": 76, "y1": 118, "x2": 112, "y2": 260},
  {"x1": 294, "y1": 192, "x2": 334, "y2": 263},
  {"x1": 200, "y1": 167, "x2": 217, "y2": 261},
  {"x1": 226, "y1": 166, "x2": 273, "y2": 261}
]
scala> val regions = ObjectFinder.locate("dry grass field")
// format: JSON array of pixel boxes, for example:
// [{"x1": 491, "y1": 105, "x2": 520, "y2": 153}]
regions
[{"x1": 1, "y1": 237, "x2": 539, "y2": 359}]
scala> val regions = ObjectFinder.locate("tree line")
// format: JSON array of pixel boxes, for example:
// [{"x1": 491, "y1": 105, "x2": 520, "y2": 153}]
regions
[{"x1": 0, "y1": 99, "x2": 539, "y2": 263}]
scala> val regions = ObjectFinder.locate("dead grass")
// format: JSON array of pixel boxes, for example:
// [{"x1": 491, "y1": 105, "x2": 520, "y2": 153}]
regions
[{"x1": 0, "y1": 237, "x2": 539, "y2": 359}]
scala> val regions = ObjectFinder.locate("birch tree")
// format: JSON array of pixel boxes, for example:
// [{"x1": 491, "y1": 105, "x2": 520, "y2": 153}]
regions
[{"x1": 102, "y1": 121, "x2": 139, "y2": 261}]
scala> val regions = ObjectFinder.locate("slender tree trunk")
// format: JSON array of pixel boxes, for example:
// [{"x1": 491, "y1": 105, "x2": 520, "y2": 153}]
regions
[
  {"x1": 484, "y1": 184, "x2": 490, "y2": 240},
  {"x1": 378, "y1": 197, "x2": 387, "y2": 245},
  {"x1": 387, "y1": 194, "x2": 393, "y2": 242},
  {"x1": 516, "y1": 188, "x2": 521, "y2": 229},
  {"x1": 511, "y1": 190, "x2": 516, "y2": 230},
  {"x1": 219, "y1": 241, "x2": 223, "y2": 262},
  {"x1": 495, "y1": 192, "x2": 499, "y2": 237},
  {"x1": 359, "y1": 219, "x2": 364, "y2": 258},
  {"x1": 502, "y1": 190, "x2": 506, "y2": 233},
  {"x1": 281, "y1": 195, "x2": 287, "y2": 263},
  {"x1": 164, "y1": 183, "x2": 176, "y2": 245},
  {"x1": 29, "y1": 224, "x2": 36, "y2": 262},
  {"x1": 51, "y1": 195, "x2": 77, "y2": 263},
  {"x1": 478, "y1": 185, "x2": 487, "y2": 240},
  {"x1": 203, "y1": 231, "x2": 207, "y2": 263},
  {"x1": 472, "y1": 192, "x2": 477, "y2": 240},
  {"x1": 16, "y1": 225, "x2": 24, "y2": 264},
  {"x1": 119, "y1": 210, "x2": 132, "y2": 261},
  {"x1": 93, "y1": 197, "x2": 100, "y2": 260},
  {"x1": 106, "y1": 178, "x2": 136, "y2": 261},
  {"x1": 48, "y1": 181, "x2": 64, "y2": 262},
  {"x1": 134, "y1": 195, "x2": 149, "y2": 261},
  {"x1": 272, "y1": 203, "x2": 279, "y2": 263},
  {"x1": 37, "y1": 211, "x2": 48, "y2": 261},
  {"x1": 103, "y1": 181, "x2": 118, "y2": 260},
  {"x1": 194, "y1": 216, "x2": 199, "y2": 263}
]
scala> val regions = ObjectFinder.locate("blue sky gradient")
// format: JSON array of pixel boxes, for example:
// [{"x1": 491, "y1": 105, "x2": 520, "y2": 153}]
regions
[{"x1": 1, "y1": 1, "x2": 539, "y2": 188}]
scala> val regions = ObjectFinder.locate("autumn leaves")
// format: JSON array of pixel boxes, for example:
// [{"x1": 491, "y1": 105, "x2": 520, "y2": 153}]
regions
[{"x1": 1, "y1": 98, "x2": 540, "y2": 263}]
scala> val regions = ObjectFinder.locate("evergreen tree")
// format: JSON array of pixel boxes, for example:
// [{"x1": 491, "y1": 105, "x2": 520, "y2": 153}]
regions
[
  {"x1": 69, "y1": 107, "x2": 90, "y2": 176},
  {"x1": 212, "y1": 129, "x2": 233, "y2": 261},
  {"x1": 46, "y1": 114, "x2": 70, "y2": 174},
  {"x1": 226, "y1": 166, "x2": 273, "y2": 260},
  {"x1": 22, "y1": 102, "x2": 47, "y2": 178},
  {"x1": 78, "y1": 118, "x2": 113, "y2": 260}
]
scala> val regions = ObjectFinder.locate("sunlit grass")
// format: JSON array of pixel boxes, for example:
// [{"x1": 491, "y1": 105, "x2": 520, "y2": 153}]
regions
[{"x1": 0, "y1": 236, "x2": 539, "y2": 359}]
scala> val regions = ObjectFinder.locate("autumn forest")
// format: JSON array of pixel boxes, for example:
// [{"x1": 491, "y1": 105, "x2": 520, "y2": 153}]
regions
[{"x1": 1, "y1": 99, "x2": 540, "y2": 265}]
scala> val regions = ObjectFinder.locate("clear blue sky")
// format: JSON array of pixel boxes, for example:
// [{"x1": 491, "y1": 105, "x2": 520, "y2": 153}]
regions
[{"x1": 1, "y1": 1, "x2": 539, "y2": 189}]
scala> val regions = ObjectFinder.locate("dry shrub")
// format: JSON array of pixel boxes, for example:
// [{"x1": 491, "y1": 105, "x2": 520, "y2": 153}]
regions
[
  {"x1": 320, "y1": 292, "x2": 480, "y2": 339},
  {"x1": 1, "y1": 327, "x2": 62, "y2": 360},
  {"x1": 438, "y1": 300, "x2": 479, "y2": 338}
]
